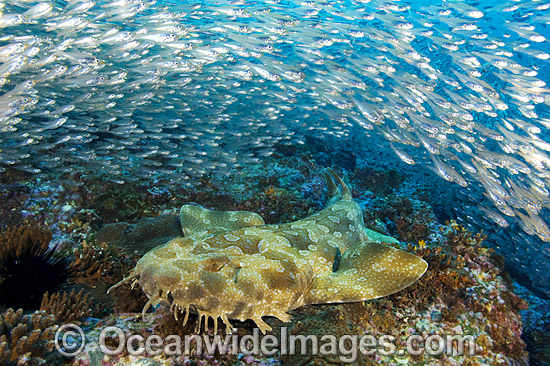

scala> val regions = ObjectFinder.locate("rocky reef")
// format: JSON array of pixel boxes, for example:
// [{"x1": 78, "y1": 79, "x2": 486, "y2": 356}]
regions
[{"x1": 0, "y1": 152, "x2": 543, "y2": 365}]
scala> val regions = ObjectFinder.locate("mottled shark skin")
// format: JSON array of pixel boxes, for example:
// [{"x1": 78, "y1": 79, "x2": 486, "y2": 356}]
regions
[{"x1": 109, "y1": 169, "x2": 428, "y2": 333}]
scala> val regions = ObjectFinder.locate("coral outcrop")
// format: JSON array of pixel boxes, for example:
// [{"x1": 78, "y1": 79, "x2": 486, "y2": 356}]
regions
[{"x1": 0, "y1": 308, "x2": 59, "y2": 366}]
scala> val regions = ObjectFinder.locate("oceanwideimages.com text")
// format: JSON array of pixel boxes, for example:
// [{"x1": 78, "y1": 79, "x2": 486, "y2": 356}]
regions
[{"x1": 56, "y1": 324, "x2": 477, "y2": 363}]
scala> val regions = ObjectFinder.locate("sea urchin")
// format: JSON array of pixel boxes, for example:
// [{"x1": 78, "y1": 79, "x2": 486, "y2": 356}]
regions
[{"x1": 0, "y1": 226, "x2": 70, "y2": 310}]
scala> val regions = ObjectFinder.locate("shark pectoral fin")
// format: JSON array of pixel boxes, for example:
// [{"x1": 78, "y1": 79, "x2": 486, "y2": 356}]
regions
[
  {"x1": 180, "y1": 204, "x2": 265, "y2": 236},
  {"x1": 304, "y1": 241, "x2": 428, "y2": 305}
]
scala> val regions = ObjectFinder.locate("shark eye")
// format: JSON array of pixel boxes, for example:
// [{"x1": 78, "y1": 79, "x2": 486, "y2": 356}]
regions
[{"x1": 203, "y1": 256, "x2": 230, "y2": 272}]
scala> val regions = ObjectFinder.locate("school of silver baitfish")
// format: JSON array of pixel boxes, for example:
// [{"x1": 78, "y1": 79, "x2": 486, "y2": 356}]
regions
[{"x1": 0, "y1": 0, "x2": 549, "y2": 243}]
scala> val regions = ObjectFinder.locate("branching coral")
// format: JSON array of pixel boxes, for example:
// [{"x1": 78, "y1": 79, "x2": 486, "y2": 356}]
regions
[
  {"x1": 0, "y1": 308, "x2": 58, "y2": 366},
  {"x1": 66, "y1": 240, "x2": 148, "y2": 314},
  {"x1": 68, "y1": 241, "x2": 113, "y2": 286},
  {"x1": 40, "y1": 289, "x2": 92, "y2": 323},
  {"x1": 0, "y1": 225, "x2": 70, "y2": 310}
]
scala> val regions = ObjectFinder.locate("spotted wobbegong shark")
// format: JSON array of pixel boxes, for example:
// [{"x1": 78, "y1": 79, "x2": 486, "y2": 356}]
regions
[{"x1": 109, "y1": 169, "x2": 428, "y2": 333}]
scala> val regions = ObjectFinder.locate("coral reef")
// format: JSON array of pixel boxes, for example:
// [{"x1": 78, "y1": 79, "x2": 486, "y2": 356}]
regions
[
  {"x1": 109, "y1": 282, "x2": 149, "y2": 314},
  {"x1": 0, "y1": 308, "x2": 59, "y2": 366},
  {"x1": 66, "y1": 239, "x2": 148, "y2": 314},
  {"x1": 101, "y1": 192, "x2": 526, "y2": 366},
  {"x1": 181, "y1": 155, "x2": 328, "y2": 225},
  {"x1": 362, "y1": 195, "x2": 435, "y2": 243},
  {"x1": 402, "y1": 223, "x2": 528, "y2": 363},
  {"x1": 63, "y1": 172, "x2": 174, "y2": 225},
  {"x1": 0, "y1": 226, "x2": 70, "y2": 310},
  {"x1": 350, "y1": 166, "x2": 404, "y2": 196},
  {"x1": 68, "y1": 241, "x2": 114, "y2": 286},
  {"x1": 39, "y1": 289, "x2": 92, "y2": 323},
  {"x1": 0, "y1": 184, "x2": 31, "y2": 229},
  {"x1": 0, "y1": 155, "x2": 536, "y2": 366},
  {"x1": 271, "y1": 304, "x2": 373, "y2": 366},
  {"x1": 233, "y1": 184, "x2": 314, "y2": 224}
]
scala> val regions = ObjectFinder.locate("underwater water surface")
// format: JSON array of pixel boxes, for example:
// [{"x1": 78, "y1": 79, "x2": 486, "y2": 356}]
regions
[{"x1": 1, "y1": 0, "x2": 550, "y2": 365}]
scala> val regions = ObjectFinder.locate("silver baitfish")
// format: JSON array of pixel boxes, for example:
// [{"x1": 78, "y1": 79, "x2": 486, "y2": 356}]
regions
[{"x1": 0, "y1": 0, "x2": 549, "y2": 248}]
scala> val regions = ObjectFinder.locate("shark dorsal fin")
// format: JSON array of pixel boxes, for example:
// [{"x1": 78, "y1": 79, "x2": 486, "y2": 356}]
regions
[{"x1": 326, "y1": 168, "x2": 352, "y2": 201}]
